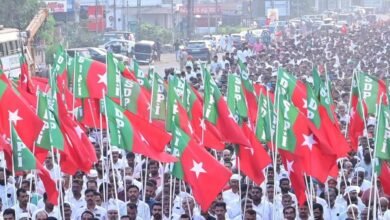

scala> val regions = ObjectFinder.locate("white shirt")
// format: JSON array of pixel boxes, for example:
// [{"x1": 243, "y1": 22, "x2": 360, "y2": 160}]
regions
[
  {"x1": 102, "y1": 199, "x2": 127, "y2": 217},
  {"x1": 0, "y1": 184, "x2": 15, "y2": 208},
  {"x1": 75, "y1": 205, "x2": 107, "y2": 220},
  {"x1": 64, "y1": 193, "x2": 86, "y2": 215},
  {"x1": 127, "y1": 200, "x2": 150, "y2": 220},
  {"x1": 253, "y1": 200, "x2": 273, "y2": 220},
  {"x1": 32, "y1": 207, "x2": 61, "y2": 220},
  {"x1": 383, "y1": 210, "x2": 390, "y2": 220},
  {"x1": 13, "y1": 203, "x2": 37, "y2": 218},
  {"x1": 323, "y1": 203, "x2": 344, "y2": 220},
  {"x1": 222, "y1": 189, "x2": 240, "y2": 207}
]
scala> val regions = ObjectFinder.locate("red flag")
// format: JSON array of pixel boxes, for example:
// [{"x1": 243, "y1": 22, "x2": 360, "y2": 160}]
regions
[
  {"x1": 237, "y1": 123, "x2": 271, "y2": 185},
  {"x1": 182, "y1": 137, "x2": 232, "y2": 211},
  {"x1": 37, "y1": 163, "x2": 59, "y2": 205},
  {"x1": 379, "y1": 162, "x2": 390, "y2": 196}
]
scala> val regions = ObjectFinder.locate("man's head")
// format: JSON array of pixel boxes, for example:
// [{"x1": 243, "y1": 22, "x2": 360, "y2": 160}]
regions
[
  {"x1": 126, "y1": 152, "x2": 135, "y2": 167},
  {"x1": 148, "y1": 160, "x2": 159, "y2": 176},
  {"x1": 283, "y1": 206, "x2": 296, "y2": 220},
  {"x1": 379, "y1": 197, "x2": 389, "y2": 212},
  {"x1": 182, "y1": 196, "x2": 195, "y2": 215},
  {"x1": 127, "y1": 185, "x2": 140, "y2": 202},
  {"x1": 126, "y1": 203, "x2": 138, "y2": 219},
  {"x1": 16, "y1": 188, "x2": 28, "y2": 206},
  {"x1": 107, "y1": 206, "x2": 119, "y2": 220},
  {"x1": 244, "y1": 209, "x2": 256, "y2": 220},
  {"x1": 35, "y1": 210, "x2": 48, "y2": 220},
  {"x1": 324, "y1": 187, "x2": 338, "y2": 205},
  {"x1": 346, "y1": 204, "x2": 359, "y2": 219},
  {"x1": 43, "y1": 193, "x2": 54, "y2": 211},
  {"x1": 214, "y1": 202, "x2": 227, "y2": 220},
  {"x1": 111, "y1": 149, "x2": 120, "y2": 163},
  {"x1": 250, "y1": 186, "x2": 262, "y2": 203},
  {"x1": 229, "y1": 174, "x2": 240, "y2": 191},
  {"x1": 298, "y1": 202, "x2": 309, "y2": 220},
  {"x1": 85, "y1": 189, "x2": 96, "y2": 207},
  {"x1": 86, "y1": 180, "x2": 98, "y2": 191},
  {"x1": 279, "y1": 178, "x2": 291, "y2": 194},
  {"x1": 3, "y1": 208, "x2": 15, "y2": 220},
  {"x1": 313, "y1": 203, "x2": 324, "y2": 220},
  {"x1": 151, "y1": 203, "x2": 162, "y2": 220},
  {"x1": 72, "y1": 179, "x2": 82, "y2": 195},
  {"x1": 266, "y1": 183, "x2": 274, "y2": 201},
  {"x1": 144, "y1": 181, "x2": 156, "y2": 200},
  {"x1": 62, "y1": 202, "x2": 72, "y2": 220},
  {"x1": 81, "y1": 210, "x2": 94, "y2": 220},
  {"x1": 282, "y1": 193, "x2": 293, "y2": 207}
]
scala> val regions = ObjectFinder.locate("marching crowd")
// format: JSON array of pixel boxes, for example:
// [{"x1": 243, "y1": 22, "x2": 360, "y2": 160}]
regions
[{"x1": 1, "y1": 16, "x2": 390, "y2": 220}]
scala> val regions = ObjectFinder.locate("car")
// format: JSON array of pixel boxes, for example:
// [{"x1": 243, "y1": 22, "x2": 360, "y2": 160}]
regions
[
  {"x1": 99, "y1": 39, "x2": 135, "y2": 56},
  {"x1": 66, "y1": 47, "x2": 130, "y2": 64},
  {"x1": 184, "y1": 40, "x2": 213, "y2": 62},
  {"x1": 231, "y1": 34, "x2": 244, "y2": 49},
  {"x1": 102, "y1": 31, "x2": 135, "y2": 43}
]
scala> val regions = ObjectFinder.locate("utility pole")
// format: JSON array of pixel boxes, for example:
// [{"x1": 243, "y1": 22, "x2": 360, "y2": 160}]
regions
[
  {"x1": 137, "y1": 0, "x2": 141, "y2": 39},
  {"x1": 187, "y1": 0, "x2": 193, "y2": 40},
  {"x1": 95, "y1": 0, "x2": 98, "y2": 34},
  {"x1": 171, "y1": 0, "x2": 175, "y2": 43},
  {"x1": 114, "y1": 0, "x2": 117, "y2": 30}
]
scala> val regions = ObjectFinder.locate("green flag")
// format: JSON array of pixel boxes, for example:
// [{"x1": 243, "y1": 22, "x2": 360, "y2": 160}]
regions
[
  {"x1": 133, "y1": 61, "x2": 151, "y2": 90},
  {"x1": 166, "y1": 76, "x2": 183, "y2": 132},
  {"x1": 107, "y1": 52, "x2": 123, "y2": 98},
  {"x1": 255, "y1": 90, "x2": 274, "y2": 143},
  {"x1": 151, "y1": 73, "x2": 167, "y2": 121},
  {"x1": 275, "y1": 94, "x2": 299, "y2": 152},
  {"x1": 375, "y1": 102, "x2": 390, "y2": 161},
  {"x1": 35, "y1": 92, "x2": 64, "y2": 150},
  {"x1": 121, "y1": 76, "x2": 144, "y2": 114},
  {"x1": 227, "y1": 74, "x2": 248, "y2": 119},
  {"x1": 11, "y1": 124, "x2": 37, "y2": 171},
  {"x1": 170, "y1": 126, "x2": 190, "y2": 179},
  {"x1": 101, "y1": 96, "x2": 134, "y2": 151}
]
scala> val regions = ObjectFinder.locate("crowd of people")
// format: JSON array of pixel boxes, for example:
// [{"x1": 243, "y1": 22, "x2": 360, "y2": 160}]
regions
[{"x1": 1, "y1": 14, "x2": 390, "y2": 220}]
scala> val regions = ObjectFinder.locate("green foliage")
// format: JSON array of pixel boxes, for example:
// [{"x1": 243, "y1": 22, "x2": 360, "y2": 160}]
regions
[
  {"x1": 217, "y1": 25, "x2": 248, "y2": 35},
  {"x1": 61, "y1": 20, "x2": 101, "y2": 48},
  {"x1": 139, "y1": 23, "x2": 172, "y2": 44},
  {"x1": 0, "y1": 0, "x2": 42, "y2": 29}
]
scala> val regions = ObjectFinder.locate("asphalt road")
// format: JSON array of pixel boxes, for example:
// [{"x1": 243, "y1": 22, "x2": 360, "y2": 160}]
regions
[{"x1": 138, "y1": 53, "x2": 180, "y2": 76}]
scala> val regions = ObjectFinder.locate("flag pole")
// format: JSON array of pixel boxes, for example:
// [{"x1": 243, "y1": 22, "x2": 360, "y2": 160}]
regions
[
  {"x1": 72, "y1": 52, "x2": 77, "y2": 118},
  {"x1": 370, "y1": 93, "x2": 383, "y2": 220},
  {"x1": 168, "y1": 174, "x2": 174, "y2": 220},
  {"x1": 142, "y1": 157, "x2": 149, "y2": 202},
  {"x1": 343, "y1": 69, "x2": 355, "y2": 138},
  {"x1": 97, "y1": 102, "x2": 107, "y2": 204},
  {"x1": 9, "y1": 122, "x2": 18, "y2": 219},
  {"x1": 303, "y1": 173, "x2": 314, "y2": 218},
  {"x1": 102, "y1": 91, "x2": 120, "y2": 216},
  {"x1": 182, "y1": 180, "x2": 193, "y2": 219}
]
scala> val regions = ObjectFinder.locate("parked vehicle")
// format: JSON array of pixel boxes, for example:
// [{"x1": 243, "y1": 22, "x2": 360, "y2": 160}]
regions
[
  {"x1": 184, "y1": 40, "x2": 213, "y2": 62},
  {"x1": 99, "y1": 39, "x2": 135, "y2": 56},
  {"x1": 102, "y1": 31, "x2": 135, "y2": 44},
  {"x1": 134, "y1": 40, "x2": 156, "y2": 64},
  {"x1": 66, "y1": 47, "x2": 130, "y2": 64}
]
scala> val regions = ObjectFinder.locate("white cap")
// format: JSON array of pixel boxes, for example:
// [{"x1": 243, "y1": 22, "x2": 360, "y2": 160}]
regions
[
  {"x1": 354, "y1": 167, "x2": 365, "y2": 174},
  {"x1": 87, "y1": 169, "x2": 98, "y2": 178},
  {"x1": 230, "y1": 174, "x2": 241, "y2": 181},
  {"x1": 89, "y1": 136, "x2": 96, "y2": 143},
  {"x1": 278, "y1": 172, "x2": 290, "y2": 182},
  {"x1": 107, "y1": 204, "x2": 117, "y2": 211},
  {"x1": 344, "y1": 186, "x2": 360, "y2": 196}
]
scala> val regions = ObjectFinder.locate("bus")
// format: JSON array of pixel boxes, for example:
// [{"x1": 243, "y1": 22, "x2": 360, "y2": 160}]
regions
[{"x1": 0, "y1": 26, "x2": 22, "y2": 78}]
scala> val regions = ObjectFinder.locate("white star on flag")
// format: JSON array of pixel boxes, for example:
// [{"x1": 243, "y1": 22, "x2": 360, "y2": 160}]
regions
[
  {"x1": 140, "y1": 134, "x2": 149, "y2": 145},
  {"x1": 75, "y1": 125, "x2": 84, "y2": 138},
  {"x1": 301, "y1": 133, "x2": 317, "y2": 151},
  {"x1": 244, "y1": 146, "x2": 254, "y2": 155},
  {"x1": 286, "y1": 160, "x2": 294, "y2": 174},
  {"x1": 97, "y1": 72, "x2": 107, "y2": 85},
  {"x1": 190, "y1": 160, "x2": 206, "y2": 178},
  {"x1": 9, "y1": 109, "x2": 23, "y2": 126},
  {"x1": 302, "y1": 99, "x2": 307, "y2": 108}
]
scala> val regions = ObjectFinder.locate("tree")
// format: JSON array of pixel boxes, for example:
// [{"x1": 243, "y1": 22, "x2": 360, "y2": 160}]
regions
[
  {"x1": 139, "y1": 23, "x2": 172, "y2": 44},
  {"x1": 0, "y1": 0, "x2": 42, "y2": 29}
]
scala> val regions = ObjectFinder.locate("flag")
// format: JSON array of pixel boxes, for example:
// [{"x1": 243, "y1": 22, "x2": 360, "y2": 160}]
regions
[
  {"x1": 349, "y1": 73, "x2": 367, "y2": 150},
  {"x1": 133, "y1": 61, "x2": 151, "y2": 90},
  {"x1": 171, "y1": 126, "x2": 231, "y2": 211},
  {"x1": 375, "y1": 101, "x2": 390, "y2": 161},
  {"x1": 150, "y1": 73, "x2": 167, "y2": 121},
  {"x1": 203, "y1": 68, "x2": 250, "y2": 147},
  {"x1": 19, "y1": 55, "x2": 29, "y2": 91},
  {"x1": 78, "y1": 98, "x2": 107, "y2": 129},
  {"x1": 107, "y1": 52, "x2": 125, "y2": 98},
  {"x1": 0, "y1": 78, "x2": 44, "y2": 151},
  {"x1": 238, "y1": 59, "x2": 258, "y2": 123},
  {"x1": 255, "y1": 87, "x2": 275, "y2": 146},
  {"x1": 120, "y1": 76, "x2": 150, "y2": 120},
  {"x1": 166, "y1": 76, "x2": 194, "y2": 135},
  {"x1": 278, "y1": 149, "x2": 307, "y2": 205},
  {"x1": 182, "y1": 81, "x2": 224, "y2": 149},
  {"x1": 11, "y1": 124, "x2": 59, "y2": 205},
  {"x1": 237, "y1": 123, "x2": 271, "y2": 185},
  {"x1": 276, "y1": 94, "x2": 338, "y2": 182},
  {"x1": 227, "y1": 74, "x2": 248, "y2": 120},
  {"x1": 378, "y1": 162, "x2": 390, "y2": 195},
  {"x1": 102, "y1": 96, "x2": 176, "y2": 162},
  {"x1": 35, "y1": 92, "x2": 65, "y2": 151},
  {"x1": 73, "y1": 54, "x2": 107, "y2": 98},
  {"x1": 356, "y1": 71, "x2": 387, "y2": 114}
]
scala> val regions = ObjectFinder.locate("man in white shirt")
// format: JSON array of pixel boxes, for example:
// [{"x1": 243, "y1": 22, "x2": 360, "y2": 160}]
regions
[
  {"x1": 323, "y1": 187, "x2": 343, "y2": 220},
  {"x1": 127, "y1": 184, "x2": 150, "y2": 220},
  {"x1": 12, "y1": 188, "x2": 37, "y2": 219},
  {"x1": 65, "y1": 179, "x2": 86, "y2": 217},
  {"x1": 32, "y1": 193, "x2": 61, "y2": 220},
  {"x1": 0, "y1": 168, "x2": 15, "y2": 209},
  {"x1": 250, "y1": 186, "x2": 272, "y2": 220},
  {"x1": 223, "y1": 174, "x2": 241, "y2": 209},
  {"x1": 75, "y1": 189, "x2": 107, "y2": 220}
]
